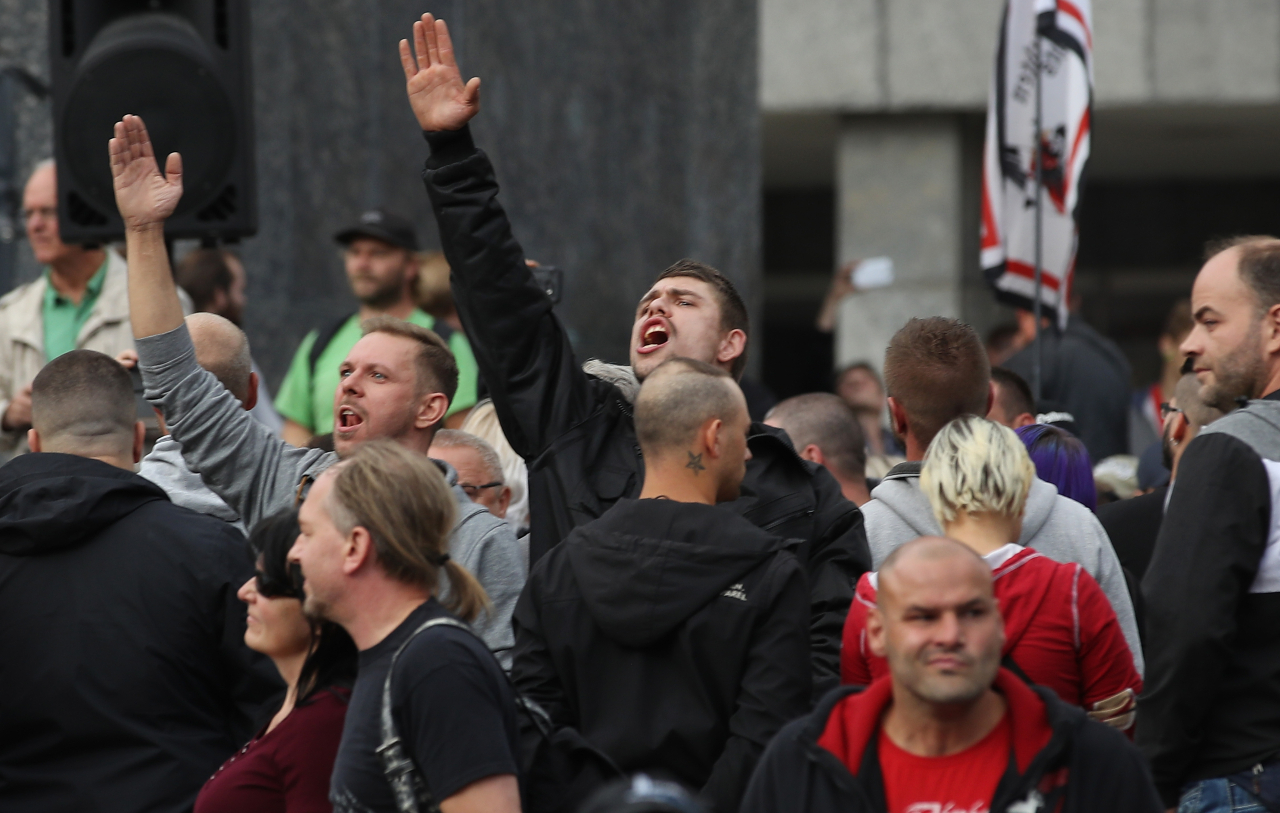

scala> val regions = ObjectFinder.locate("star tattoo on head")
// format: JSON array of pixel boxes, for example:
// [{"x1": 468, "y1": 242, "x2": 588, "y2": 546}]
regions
[{"x1": 686, "y1": 451, "x2": 705, "y2": 475}]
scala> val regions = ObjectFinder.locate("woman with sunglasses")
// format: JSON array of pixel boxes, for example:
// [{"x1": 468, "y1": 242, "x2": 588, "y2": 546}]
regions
[{"x1": 195, "y1": 512, "x2": 358, "y2": 813}]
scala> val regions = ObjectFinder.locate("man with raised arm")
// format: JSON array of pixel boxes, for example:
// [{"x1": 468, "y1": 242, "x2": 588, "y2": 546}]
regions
[
  {"x1": 107, "y1": 115, "x2": 524, "y2": 664},
  {"x1": 400, "y1": 13, "x2": 868, "y2": 697}
]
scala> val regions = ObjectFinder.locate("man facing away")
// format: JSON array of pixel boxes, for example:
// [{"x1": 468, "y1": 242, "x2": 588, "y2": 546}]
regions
[
  {"x1": 741, "y1": 536, "x2": 1161, "y2": 813},
  {"x1": 174, "y1": 247, "x2": 283, "y2": 434},
  {"x1": 1141, "y1": 236, "x2": 1280, "y2": 812},
  {"x1": 274, "y1": 208, "x2": 479, "y2": 446},
  {"x1": 988, "y1": 366, "x2": 1037, "y2": 430},
  {"x1": 400, "y1": 12, "x2": 868, "y2": 696},
  {"x1": 765, "y1": 392, "x2": 872, "y2": 506},
  {"x1": 0, "y1": 350, "x2": 279, "y2": 812},
  {"x1": 107, "y1": 114, "x2": 524, "y2": 664},
  {"x1": 512, "y1": 358, "x2": 811, "y2": 813},
  {"x1": 859, "y1": 316, "x2": 1143, "y2": 674}
]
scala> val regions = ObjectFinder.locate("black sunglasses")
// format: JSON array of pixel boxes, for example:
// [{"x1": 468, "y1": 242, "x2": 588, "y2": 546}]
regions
[{"x1": 255, "y1": 562, "x2": 305, "y2": 599}]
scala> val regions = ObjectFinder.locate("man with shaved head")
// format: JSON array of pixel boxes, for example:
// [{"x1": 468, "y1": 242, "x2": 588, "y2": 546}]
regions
[
  {"x1": 512, "y1": 357, "x2": 811, "y2": 813},
  {"x1": 1141, "y1": 236, "x2": 1280, "y2": 813},
  {"x1": 0, "y1": 349, "x2": 278, "y2": 810},
  {"x1": 743, "y1": 535, "x2": 1161, "y2": 813},
  {"x1": 136, "y1": 312, "x2": 259, "y2": 532},
  {"x1": 765, "y1": 393, "x2": 870, "y2": 505}
]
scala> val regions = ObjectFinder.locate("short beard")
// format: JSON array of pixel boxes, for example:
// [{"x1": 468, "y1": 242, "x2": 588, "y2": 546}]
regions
[
  {"x1": 1202, "y1": 328, "x2": 1266, "y2": 411},
  {"x1": 358, "y1": 279, "x2": 405, "y2": 311},
  {"x1": 302, "y1": 593, "x2": 333, "y2": 623}
]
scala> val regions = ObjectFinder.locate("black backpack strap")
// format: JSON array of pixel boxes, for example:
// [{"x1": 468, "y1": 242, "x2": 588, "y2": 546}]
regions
[
  {"x1": 1001, "y1": 652, "x2": 1034, "y2": 686},
  {"x1": 429, "y1": 319, "x2": 454, "y2": 346},
  {"x1": 309, "y1": 315, "x2": 355, "y2": 379}
]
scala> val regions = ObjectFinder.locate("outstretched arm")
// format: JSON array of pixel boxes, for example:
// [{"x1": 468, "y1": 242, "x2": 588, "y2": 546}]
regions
[
  {"x1": 109, "y1": 115, "x2": 185, "y2": 339},
  {"x1": 400, "y1": 13, "x2": 481, "y2": 133}
]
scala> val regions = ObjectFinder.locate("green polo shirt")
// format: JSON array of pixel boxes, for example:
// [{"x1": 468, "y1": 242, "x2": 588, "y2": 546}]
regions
[
  {"x1": 275, "y1": 309, "x2": 479, "y2": 435},
  {"x1": 42, "y1": 259, "x2": 108, "y2": 361}
]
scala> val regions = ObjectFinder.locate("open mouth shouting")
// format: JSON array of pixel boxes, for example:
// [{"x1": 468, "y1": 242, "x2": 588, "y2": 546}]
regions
[
  {"x1": 636, "y1": 317, "x2": 672, "y2": 355},
  {"x1": 335, "y1": 405, "x2": 366, "y2": 435}
]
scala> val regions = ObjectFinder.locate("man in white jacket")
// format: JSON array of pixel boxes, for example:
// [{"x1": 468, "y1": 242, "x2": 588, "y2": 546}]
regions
[{"x1": 861, "y1": 316, "x2": 1144, "y2": 674}]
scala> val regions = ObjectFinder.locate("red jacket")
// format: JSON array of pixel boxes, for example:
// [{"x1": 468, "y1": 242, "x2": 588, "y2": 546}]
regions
[{"x1": 841, "y1": 544, "x2": 1141, "y2": 730}]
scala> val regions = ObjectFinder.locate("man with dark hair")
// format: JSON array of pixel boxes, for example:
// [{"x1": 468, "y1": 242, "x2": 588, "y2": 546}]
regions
[
  {"x1": 766, "y1": 393, "x2": 871, "y2": 506},
  {"x1": 108, "y1": 114, "x2": 524, "y2": 664},
  {"x1": 860, "y1": 317, "x2": 1142, "y2": 672},
  {"x1": 274, "y1": 208, "x2": 479, "y2": 447},
  {"x1": 400, "y1": 13, "x2": 868, "y2": 696},
  {"x1": 512, "y1": 357, "x2": 811, "y2": 813},
  {"x1": 0, "y1": 350, "x2": 279, "y2": 811},
  {"x1": 988, "y1": 366, "x2": 1036, "y2": 429},
  {"x1": 175, "y1": 247, "x2": 282, "y2": 433},
  {"x1": 741, "y1": 536, "x2": 1161, "y2": 813},
  {"x1": 1140, "y1": 235, "x2": 1280, "y2": 813}
]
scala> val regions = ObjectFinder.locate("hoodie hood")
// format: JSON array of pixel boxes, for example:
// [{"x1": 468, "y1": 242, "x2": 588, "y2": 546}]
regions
[
  {"x1": 566, "y1": 498, "x2": 791, "y2": 647},
  {"x1": 869, "y1": 462, "x2": 1062, "y2": 547},
  {"x1": 0, "y1": 452, "x2": 168, "y2": 555}
]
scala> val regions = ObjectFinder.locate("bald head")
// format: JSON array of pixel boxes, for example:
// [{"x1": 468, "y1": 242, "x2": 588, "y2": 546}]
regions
[
  {"x1": 878, "y1": 536, "x2": 994, "y2": 610},
  {"x1": 31, "y1": 350, "x2": 138, "y2": 461},
  {"x1": 186, "y1": 313, "x2": 253, "y2": 402},
  {"x1": 635, "y1": 357, "x2": 744, "y2": 457}
]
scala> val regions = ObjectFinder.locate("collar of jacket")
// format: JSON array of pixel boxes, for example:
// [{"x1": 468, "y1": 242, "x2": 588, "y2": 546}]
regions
[
  {"x1": 798, "y1": 669, "x2": 1080, "y2": 806},
  {"x1": 882, "y1": 460, "x2": 922, "y2": 480},
  {"x1": 8, "y1": 250, "x2": 130, "y2": 353}
]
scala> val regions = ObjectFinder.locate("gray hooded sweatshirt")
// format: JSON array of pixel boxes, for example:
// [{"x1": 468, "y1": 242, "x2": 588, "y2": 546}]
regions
[
  {"x1": 135, "y1": 324, "x2": 525, "y2": 667},
  {"x1": 139, "y1": 436, "x2": 246, "y2": 534},
  {"x1": 861, "y1": 462, "x2": 1144, "y2": 675}
]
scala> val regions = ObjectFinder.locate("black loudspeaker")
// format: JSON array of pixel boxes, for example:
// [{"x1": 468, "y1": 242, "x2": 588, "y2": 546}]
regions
[{"x1": 49, "y1": 1, "x2": 256, "y2": 243}]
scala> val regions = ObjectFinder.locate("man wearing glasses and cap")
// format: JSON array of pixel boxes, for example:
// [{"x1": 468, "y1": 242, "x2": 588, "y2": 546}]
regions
[{"x1": 275, "y1": 208, "x2": 479, "y2": 447}]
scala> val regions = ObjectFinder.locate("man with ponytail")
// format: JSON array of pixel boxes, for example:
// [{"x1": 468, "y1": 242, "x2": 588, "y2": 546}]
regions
[{"x1": 290, "y1": 439, "x2": 521, "y2": 813}]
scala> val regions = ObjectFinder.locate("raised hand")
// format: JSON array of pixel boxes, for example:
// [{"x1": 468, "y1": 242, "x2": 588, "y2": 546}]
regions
[
  {"x1": 400, "y1": 13, "x2": 480, "y2": 132},
  {"x1": 109, "y1": 114, "x2": 183, "y2": 230}
]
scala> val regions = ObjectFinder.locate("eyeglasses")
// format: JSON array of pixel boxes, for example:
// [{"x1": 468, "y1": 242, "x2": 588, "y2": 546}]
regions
[
  {"x1": 459, "y1": 481, "x2": 503, "y2": 499},
  {"x1": 1159, "y1": 402, "x2": 1183, "y2": 419}
]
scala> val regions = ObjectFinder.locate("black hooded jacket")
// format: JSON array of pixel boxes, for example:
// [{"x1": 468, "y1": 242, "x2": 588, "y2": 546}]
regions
[
  {"x1": 511, "y1": 499, "x2": 812, "y2": 813},
  {"x1": 0, "y1": 453, "x2": 281, "y2": 812},
  {"x1": 421, "y1": 125, "x2": 869, "y2": 696}
]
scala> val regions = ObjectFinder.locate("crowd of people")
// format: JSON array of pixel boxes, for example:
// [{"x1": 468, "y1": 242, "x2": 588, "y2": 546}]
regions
[{"x1": 2, "y1": 11, "x2": 1280, "y2": 813}]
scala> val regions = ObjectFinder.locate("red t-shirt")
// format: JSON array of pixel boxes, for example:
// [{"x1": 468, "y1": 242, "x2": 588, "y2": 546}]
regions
[{"x1": 878, "y1": 713, "x2": 1011, "y2": 813}]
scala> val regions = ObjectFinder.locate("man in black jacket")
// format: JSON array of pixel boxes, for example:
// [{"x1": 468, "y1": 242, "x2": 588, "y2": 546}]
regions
[
  {"x1": 0, "y1": 350, "x2": 280, "y2": 812},
  {"x1": 742, "y1": 536, "x2": 1160, "y2": 813},
  {"x1": 1141, "y1": 236, "x2": 1280, "y2": 812},
  {"x1": 400, "y1": 13, "x2": 868, "y2": 695},
  {"x1": 512, "y1": 358, "x2": 811, "y2": 813}
]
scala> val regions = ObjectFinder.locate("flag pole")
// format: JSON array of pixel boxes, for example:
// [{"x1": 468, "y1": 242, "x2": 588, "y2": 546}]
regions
[{"x1": 1031, "y1": 26, "x2": 1044, "y2": 404}]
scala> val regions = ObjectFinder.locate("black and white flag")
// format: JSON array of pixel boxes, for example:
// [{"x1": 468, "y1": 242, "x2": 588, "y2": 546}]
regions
[{"x1": 981, "y1": 0, "x2": 1093, "y2": 328}]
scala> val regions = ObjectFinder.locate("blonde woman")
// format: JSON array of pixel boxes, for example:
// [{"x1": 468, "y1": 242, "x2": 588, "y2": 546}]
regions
[{"x1": 841, "y1": 415, "x2": 1141, "y2": 732}]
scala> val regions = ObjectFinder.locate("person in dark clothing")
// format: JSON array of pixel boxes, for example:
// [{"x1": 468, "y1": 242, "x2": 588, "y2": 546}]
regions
[
  {"x1": 400, "y1": 13, "x2": 869, "y2": 696},
  {"x1": 1140, "y1": 236, "x2": 1280, "y2": 812},
  {"x1": 512, "y1": 358, "x2": 811, "y2": 813},
  {"x1": 742, "y1": 536, "x2": 1161, "y2": 813},
  {"x1": 0, "y1": 350, "x2": 281, "y2": 813},
  {"x1": 1005, "y1": 311, "x2": 1131, "y2": 462}
]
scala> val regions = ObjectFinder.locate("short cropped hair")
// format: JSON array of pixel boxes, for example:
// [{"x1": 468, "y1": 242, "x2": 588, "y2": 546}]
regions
[
  {"x1": 1206, "y1": 235, "x2": 1280, "y2": 317},
  {"x1": 1174, "y1": 372, "x2": 1225, "y2": 431},
  {"x1": 920, "y1": 415, "x2": 1035, "y2": 526},
  {"x1": 765, "y1": 393, "x2": 867, "y2": 480},
  {"x1": 361, "y1": 316, "x2": 458, "y2": 405},
  {"x1": 176, "y1": 248, "x2": 236, "y2": 312},
  {"x1": 31, "y1": 350, "x2": 136, "y2": 453},
  {"x1": 991, "y1": 366, "x2": 1035, "y2": 419},
  {"x1": 654, "y1": 259, "x2": 750, "y2": 379},
  {"x1": 635, "y1": 357, "x2": 738, "y2": 455},
  {"x1": 431, "y1": 429, "x2": 504, "y2": 484},
  {"x1": 883, "y1": 317, "x2": 991, "y2": 449}
]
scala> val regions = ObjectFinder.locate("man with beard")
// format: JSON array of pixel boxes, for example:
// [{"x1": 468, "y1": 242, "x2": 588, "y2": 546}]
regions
[
  {"x1": 741, "y1": 536, "x2": 1160, "y2": 813},
  {"x1": 1140, "y1": 236, "x2": 1280, "y2": 813},
  {"x1": 274, "y1": 208, "x2": 479, "y2": 446},
  {"x1": 401, "y1": 13, "x2": 868, "y2": 697},
  {"x1": 174, "y1": 248, "x2": 282, "y2": 433}
]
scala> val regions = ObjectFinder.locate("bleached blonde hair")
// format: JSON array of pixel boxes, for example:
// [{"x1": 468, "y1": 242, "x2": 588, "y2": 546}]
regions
[{"x1": 920, "y1": 415, "x2": 1035, "y2": 526}]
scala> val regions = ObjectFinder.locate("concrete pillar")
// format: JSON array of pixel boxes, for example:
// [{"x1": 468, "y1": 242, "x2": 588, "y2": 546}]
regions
[{"x1": 834, "y1": 115, "x2": 965, "y2": 373}]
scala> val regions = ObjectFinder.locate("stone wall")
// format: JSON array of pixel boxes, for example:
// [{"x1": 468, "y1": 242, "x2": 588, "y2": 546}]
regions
[{"x1": 1, "y1": 0, "x2": 760, "y2": 385}]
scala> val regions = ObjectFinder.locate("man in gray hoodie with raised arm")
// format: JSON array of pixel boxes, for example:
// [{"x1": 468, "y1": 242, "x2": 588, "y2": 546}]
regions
[
  {"x1": 107, "y1": 114, "x2": 525, "y2": 666},
  {"x1": 860, "y1": 317, "x2": 1143, "y2": 675}
]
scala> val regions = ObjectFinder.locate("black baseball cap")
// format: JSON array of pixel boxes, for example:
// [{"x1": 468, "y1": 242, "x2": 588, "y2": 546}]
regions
[{"x1": 334, "y1": 208, "x2": 420, "y2": 251}]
